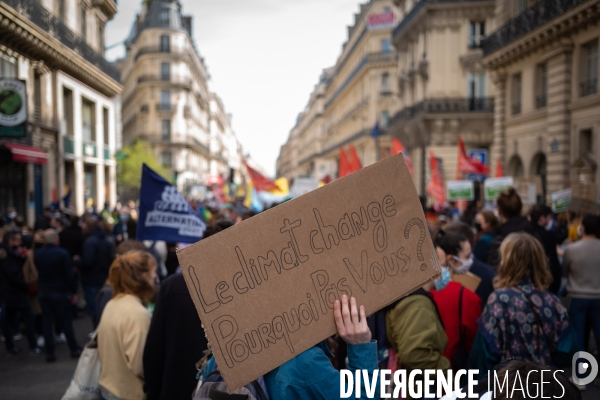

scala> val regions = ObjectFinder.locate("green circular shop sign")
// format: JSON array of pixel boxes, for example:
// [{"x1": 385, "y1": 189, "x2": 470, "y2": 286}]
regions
[{"x1": 0, "y1": 80, "x2": 27, "y2": 127}]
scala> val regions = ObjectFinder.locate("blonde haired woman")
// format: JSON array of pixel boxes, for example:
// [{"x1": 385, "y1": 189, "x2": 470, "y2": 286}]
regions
[
  {"x1": 467, "y1": 233, "x2": 577, "y2": 378},
  {"x1": 97, "y1": 250, "x2": 157, "y2": 400}
]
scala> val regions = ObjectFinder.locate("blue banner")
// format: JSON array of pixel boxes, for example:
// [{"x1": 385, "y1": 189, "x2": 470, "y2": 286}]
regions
[{"x1": 137, "y1": 164, "x2": 206, "y2": 243}]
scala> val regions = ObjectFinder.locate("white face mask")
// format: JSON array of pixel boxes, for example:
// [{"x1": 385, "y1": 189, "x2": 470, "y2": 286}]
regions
[{"x1": 452, "y1": 256, "x2": 473, "y2": 274}]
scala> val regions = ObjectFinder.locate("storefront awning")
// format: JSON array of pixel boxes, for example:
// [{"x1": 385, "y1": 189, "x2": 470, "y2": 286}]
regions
[{"x1": 2, "y1": 142, "x2": 48, "y2": 165}]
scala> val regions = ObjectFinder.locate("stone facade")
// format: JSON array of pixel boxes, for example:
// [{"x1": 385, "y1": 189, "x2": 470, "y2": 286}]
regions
[
  {"x1": 0, "y1": 0, "x2": 121, "y2": 222},
  {"x1": 483, "y1": 0, "x2": 600, "y2": 202},
  {"x1": 387, "y1": 0, "x2": 496, "y2": 196},
  {"x1": 276, "y1": 0, "x2": 400, "y2": 181},
  {"x1": 122, "y1": 0, "x2": 243, "y2": 196}
]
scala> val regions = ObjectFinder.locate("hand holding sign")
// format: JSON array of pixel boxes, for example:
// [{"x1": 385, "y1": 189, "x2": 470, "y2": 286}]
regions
[{"x1": 334, "y1": 295, "x2": 371, "y2": 345}]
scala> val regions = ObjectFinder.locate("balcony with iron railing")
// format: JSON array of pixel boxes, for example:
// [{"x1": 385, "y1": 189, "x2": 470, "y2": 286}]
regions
[
  {"x1": 3, "y1": 0, "x2": 120, "y2": 83},
  {"x1": 134, "y1": 46, "x2": 188, "y2": 61},
  {"x1": 580, "y1": 78, "x2": 598, "y2": 97},
  {"x1": 536, "y1": 94, "x2": 547, "y2": 108},
  {"x1": 512, "y1": 102, "x2": 522, "y2": 115},
  {"x1": 393, "y1": 0, "x2": 493, "y2": 41},
  {"x1": 481, "y1": 0, "x2": 587, "y2": 56},
  {"x1": 138, "y1": 75, "x2": 193, "y2": 88},
  {"x1": 390, "y1": 97, "x2": 494, "y2": 125}
]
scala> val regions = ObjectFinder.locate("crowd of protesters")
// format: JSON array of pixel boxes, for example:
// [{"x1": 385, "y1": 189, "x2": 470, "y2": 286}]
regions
[{"x1": 0, "y1": 185, "x2": 598, "y2": 399}]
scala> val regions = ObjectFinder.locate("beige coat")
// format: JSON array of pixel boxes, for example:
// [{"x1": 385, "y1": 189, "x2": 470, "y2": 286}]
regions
[{"x1": 97, "y1": 294, "x2": 150, "y2": 400}]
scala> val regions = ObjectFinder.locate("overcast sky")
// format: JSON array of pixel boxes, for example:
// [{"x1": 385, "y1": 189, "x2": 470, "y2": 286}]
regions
[{"x1": 106, "y1": 0, "x2": 364, "y2": 176}]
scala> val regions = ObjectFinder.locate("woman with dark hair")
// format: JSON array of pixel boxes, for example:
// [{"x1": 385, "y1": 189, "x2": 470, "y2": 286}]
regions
[
  {"x1": 432, "y1": 231, "x2": 481, "y2": 370},
  {"x1": 97, "y1": 250, "x2": 157, "y2": 400},
  {"x1": 468, "y1": 233, "x2": 577, "y2": 379},
  {"x1": 473, "y1": 210, "x2": 498, "y2": 263},
  {"x1": 487, "y1": 188, "x2": 536, "y2": 268}
]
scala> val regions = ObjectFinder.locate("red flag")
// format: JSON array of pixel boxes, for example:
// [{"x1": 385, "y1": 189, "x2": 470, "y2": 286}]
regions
[
  {"x1": 427, "y1": 151, "x2": 446, "y2": 204},
  {"x1": 458, "y1": 136, "x2": 490, "y2": 175},
  {"x1": 392, "y1": 138, "x2": 413, "y2": 175},
  {"x1": 338, "y1": 147, "x2": 351, "y2": 178},
  {"x1": 245, "y1": 162, "x2": 280, "y2": 192},
  {"x1": 348, "y1": 144, "x2": 362, "y2": 173},
  {"x1": 495, "y1": 158, "x2": 504, "y2": 178},
  {"x1": 392, "y1": 138, "x2": 404, "y2": 154}
]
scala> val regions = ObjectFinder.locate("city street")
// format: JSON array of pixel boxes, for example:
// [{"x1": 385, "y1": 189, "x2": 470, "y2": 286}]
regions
[{"x1": 0, "y1": 316, "x2": 91, "y2": 399}]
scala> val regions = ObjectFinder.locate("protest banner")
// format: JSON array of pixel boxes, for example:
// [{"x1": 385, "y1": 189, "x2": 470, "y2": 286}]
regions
[
  {"x1": 551, "y1": 189, "x2": 572, "y2": 213},
  {"x1": 484, "y1": 177, "x2": 514, "y2": 201},
  {"x1": 177, "y1": 154, "x2": 441, "y2": 390},
  {"x1": 137, "y1": 164, "x2": 206, "y2": 243},
  {"x1": 569, "y1": 182, "x2": 600, "y2": 214},
  {"x1": 514, "y1": 176, "x2": 542, "y2": 206},
  {"x1": 446, "y1": 180, "x2": 475, "y2": 201}
]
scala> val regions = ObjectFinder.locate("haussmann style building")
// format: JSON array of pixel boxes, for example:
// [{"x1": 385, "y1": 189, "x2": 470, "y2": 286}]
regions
[
  {"x1": 482, "y1": 0, "x2": 600, "y2": 202},
  {"x1": 0, "y1": 0, "x2": 122, "y2": 223},
  {"x1": 121, "y1": 0, "x2": 243, "y2": 197}
]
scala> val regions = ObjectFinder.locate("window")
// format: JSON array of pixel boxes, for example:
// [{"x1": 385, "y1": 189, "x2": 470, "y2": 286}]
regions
[
  {"x1": 512, "y1": 74, "x2": 522, "y2": 115},
  {"x1": 80, "y1": 5, "x2": 86, "y2": 39},
  {"x1": 580, "y1": 129, "x2": 593, "y2": 155},
  {"x1": 160, "y1": 10, "x2": 169, "y2": 27},
  {"x1": 160, "y1": 90, "x2": 171, "y2": 110},
  {"x1": 515, "y1": 0, "x2": 527, "y2": 15},
  {"x1": 161, "y1": 62, "x2": 170, "y2": 81},
  {"x1": 162, "y1": 119, "x2": 171, "y2": 141},
  {"x1": 62, "y1": 87, "x2": 73, "y2": 136},
  {"x1": 98, "y1": 23, "x2": 105, "y2": 56},
  {"x1": 536, "y1": 63, "x2": 548, "y2": 108},
  {"x1": 381, "y1": 110, "x2": 390, "y2": 128},
  {"x1": 381, "y1": 73, "x2": 391, "y2": 93},
  {"x1": 381, "y1": 39, "x2": 391, "y2": 53},
  {"x1": 468, "y1": 22, "x2": 486, "y2": 49},
  {"x1": 103, "y1": 107, "x2": 109, "y2": 145},
  {"x1": 581, "y1": 39, "x2": 598, "y2": 97},
  {"x1": 160, "y1": 151, "x2": 172, "y2": 168},
  {"x1": 0, "y1": 54, "x2": 16, "y2": 78},
  {"x1": 160, "y1": 35, "x2": 170, "y2": 52},
  {"x1": 82, "y1": 98, "x2": 96, "y2": 142},
  {"x1": 58, "y1": 0, "x2": 66, "y2": 21},
  {"x1": 468, "y1": 72, "x2": 486, "y2": 99}
]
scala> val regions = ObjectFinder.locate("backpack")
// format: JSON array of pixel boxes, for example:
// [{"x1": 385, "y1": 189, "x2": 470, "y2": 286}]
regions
[{"x1": 193, "y1": 350, "x2": 270, "y2": 400}]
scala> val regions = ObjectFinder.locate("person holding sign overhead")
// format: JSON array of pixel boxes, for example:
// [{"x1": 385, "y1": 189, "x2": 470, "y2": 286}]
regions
[{"x1": 264, "y1": 294, "x2": 379, "y2": 400}]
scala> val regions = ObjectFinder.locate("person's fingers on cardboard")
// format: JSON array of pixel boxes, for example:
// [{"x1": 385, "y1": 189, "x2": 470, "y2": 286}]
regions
[
  {"x1": 341, "y1": 295, "x2": 353, "y2": 329},
  {"x1": 359, "y1": 305, "x2": 367, "y2": 328},
  {"x1": 334, "y1": 299, "x2": 346, "y2": 335},
  {"x1": 350, "y1": 297, "x2": 359, "y2": 327}
]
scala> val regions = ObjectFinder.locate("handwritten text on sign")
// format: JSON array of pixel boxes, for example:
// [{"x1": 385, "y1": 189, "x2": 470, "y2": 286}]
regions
[{"x1": 178, "y1": 155, "x2": 440, "y2": 390}]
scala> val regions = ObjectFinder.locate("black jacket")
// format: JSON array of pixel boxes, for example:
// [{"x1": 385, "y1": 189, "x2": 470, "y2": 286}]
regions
[
  {"x1": 531, "y1": 223, "x2": 562, "y2": 294},
  {"x1": 59, "y1": 226, "x2": 84, "y2": 259},
  {"x1": 79, "y1": 227, "x2": 114, "y2": 287},
  {"x1": 143, "y1": 273, "x2": 207, "y2": 400},
  {"x1": 488, "y1": 217, "x2": 537, "y2": 268},
  {"x1": 0, "y1": 245, "x2": 29, "y2": 308},
  {"x1": 469, "y1": 258, "x2": 496, "y2": 309},
  {"x1": 34, "y1": 244, "x2": 78, "y2": 296}
]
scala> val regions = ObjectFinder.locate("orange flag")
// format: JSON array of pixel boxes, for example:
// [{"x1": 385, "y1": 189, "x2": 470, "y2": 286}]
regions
[
  {"x1": 458, "y1": 136, "x2": 489, "y2": 175},
  {"x1": 348, "y1": 144, "x2": 362, "y2": 173},
  {"x1": 495, "y1": 158, "x2": 504, "y2": 178},
  {"x1": 392, "y1": 138, "x2": 413, "y2": 175},
  {"x1": 427, "y1": 151, "x2": 446, "y2": 204},
  {"x1": 338, "y1": 147, "x2": 351, "y2": 178}
]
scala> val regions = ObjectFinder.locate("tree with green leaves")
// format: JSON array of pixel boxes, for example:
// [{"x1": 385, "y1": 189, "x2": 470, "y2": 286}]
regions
[{"x1": 117, "y1": 139, "x2": 172, "y2": 193}]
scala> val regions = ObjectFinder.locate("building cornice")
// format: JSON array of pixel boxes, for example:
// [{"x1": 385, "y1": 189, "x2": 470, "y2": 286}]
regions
[
  {"x1": 92, "y1": 0, "x2": 118, "y2": 20},
  {"x1": 0, "y1": 1, "x2": 122, "y2": 97},
  {"x1": 482, "y1": 0, "x2": 600, "y2": 69}
]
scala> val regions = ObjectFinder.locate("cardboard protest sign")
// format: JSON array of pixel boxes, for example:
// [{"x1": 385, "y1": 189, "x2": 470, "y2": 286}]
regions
[
  {"x1": 177, "y1": 154, "x2": 441, "y2": 390},
  {"x1": 447, "y1": 180, "x2": 474, "y2": 201},
  {"x1": 484, "y1": 177, "x2": 514, "y2": 201}
]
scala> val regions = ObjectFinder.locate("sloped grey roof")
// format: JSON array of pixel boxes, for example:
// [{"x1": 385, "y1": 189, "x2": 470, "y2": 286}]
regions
[{"x1": 125, "y1": 0, "x2": 193, "y2": 46}]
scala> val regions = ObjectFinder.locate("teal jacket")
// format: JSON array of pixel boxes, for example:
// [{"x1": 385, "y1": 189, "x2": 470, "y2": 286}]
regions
[{"x1": 265, "y1": 340, "x2": 380, "y2": 400}]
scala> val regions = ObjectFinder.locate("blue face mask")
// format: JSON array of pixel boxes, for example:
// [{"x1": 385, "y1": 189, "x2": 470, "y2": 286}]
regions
[
  {"x1": 434, "y1": 267, "x2": 451, "y2": 291},
  {"x1": 120, "y1": 215, "x2": 128, "y2": 222}
]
